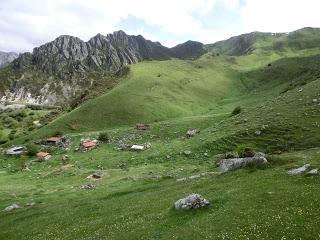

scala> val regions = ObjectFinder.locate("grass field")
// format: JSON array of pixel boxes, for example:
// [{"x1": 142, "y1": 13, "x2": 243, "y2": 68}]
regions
[{"x1": 1, "y1": 28, "x2": 320, "y2": 239}]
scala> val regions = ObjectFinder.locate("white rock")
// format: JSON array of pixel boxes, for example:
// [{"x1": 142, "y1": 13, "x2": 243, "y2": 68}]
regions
[
  {"x1": 307, "y1": 169, "x2": 319, "y2": 175},
  {"x1": 175, "y1": 194, "x2": 209, "y2": 210},
  {"x1": 130, "y1": 145, "x2": 145, "y2": 151},
  {"x1": 287, "y1": 164, "x2": 311, "y2": 175},
  {"x1": 4, "y1": 204, "x2": 20, "y2": 212},
  {"x1": 183, "y1": 150, "x2": 192, "y2": 156}
]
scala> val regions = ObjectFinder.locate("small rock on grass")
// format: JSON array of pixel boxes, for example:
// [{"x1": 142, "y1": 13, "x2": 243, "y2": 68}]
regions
[
  {"x1": 80, "y1": 184, "x2": 96, "y2": 190},
  {"x1": 86, "y1": 172, "x2": 105, "y2": 180},
  {"x1": 4, "y1": 204, "x2": 20, "y2": 212},
  {"x1": 175, "y1": 193, "x2": 209, "y2": 210},
  {"x1": 287, "y1": 164, "x2": 311, "y2": 175},
  {"x1": 183, "y1": 150, "x2": 192, "y2": 157},
  {"x1": 307, "y1": 169, "x2": 319, "y2": 175}
]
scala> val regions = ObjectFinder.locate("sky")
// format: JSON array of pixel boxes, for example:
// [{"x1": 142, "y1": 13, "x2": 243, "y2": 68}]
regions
[{"x1": 0, "y1": 0, "x2": 320, "y2": 53}]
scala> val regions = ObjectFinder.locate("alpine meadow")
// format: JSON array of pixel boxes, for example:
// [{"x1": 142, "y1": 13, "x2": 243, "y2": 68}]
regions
[{"x1": 0, "y1": 2, "x2": 320, "y2": 239}]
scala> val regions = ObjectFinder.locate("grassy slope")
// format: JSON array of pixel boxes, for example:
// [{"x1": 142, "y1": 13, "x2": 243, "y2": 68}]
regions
[
  {"x1": 1, "y1": 73, "x2": 319, "y2": 239},
  {"x1": 30, "y1": 47, "x2": 320, "y2": 137},
  {"x1": 1, "y1": 29, "x2": 320, "y2": 239}
]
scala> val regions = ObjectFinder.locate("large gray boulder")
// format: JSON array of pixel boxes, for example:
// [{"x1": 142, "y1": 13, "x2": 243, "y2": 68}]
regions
[
  {"x1": 175, "y1": 193, "x2": 209, "y2": 210},
  {"x1": 219, "y1": 157, "x2": 268, "y2": 172}
]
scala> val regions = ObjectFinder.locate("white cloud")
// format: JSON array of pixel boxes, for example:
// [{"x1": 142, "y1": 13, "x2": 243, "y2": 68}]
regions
[
  {"x1": 1, "y1": 0, "x2": 319, "y2": 52},
  {"x1": 241, "y1": 0, "x2": 320, "y2": 33},
  {"x1": 0, "y1": 0, "x2": 240, "y2": 52}
]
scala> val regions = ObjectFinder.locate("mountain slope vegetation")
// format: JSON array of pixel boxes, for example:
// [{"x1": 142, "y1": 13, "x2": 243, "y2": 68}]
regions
[
  {"x1": 1, "y1": 28, "x2": 320, "y2": 240},
  {"x1": 35, "y1": 28, "x2": 320, "y2": 134}
]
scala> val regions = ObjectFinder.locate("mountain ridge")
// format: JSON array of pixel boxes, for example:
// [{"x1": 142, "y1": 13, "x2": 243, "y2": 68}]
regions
[
  {"x1": 0, "y1": 30, "x2": 206, "y2": 105},
  {"x1": 1, "y1": 27, "x2": 320, "y2": 106},
  {"x1": 0, "y1": 51, "x2": 18, "y2": 68}
]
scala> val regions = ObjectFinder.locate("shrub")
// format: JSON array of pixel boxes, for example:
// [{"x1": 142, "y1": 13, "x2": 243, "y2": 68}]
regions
[
  {"x1": 26, "y1": 144, "x2": 40, "y2": 156},
  {"x1": 231, "y1": 106, "x2": 242, "y2": 116},
  {"x1": 236, "y1": 144, "x2": 256, "y2": 157},
  {"x1": 8, "y1": 133, "x2": 15, "y2": 140},
  {"x1": 8, "y1": 130, "x2": 16, "y2": 140},
  {"x1": 98, "y1": 132, "x2": 109, "y2": 142}
]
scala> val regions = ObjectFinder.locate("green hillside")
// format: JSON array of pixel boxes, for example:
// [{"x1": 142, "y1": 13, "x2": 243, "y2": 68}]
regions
[
  {"x1": 34, "y1": 30, "x2": 320, "y2": 136},
  {"x1": 1, "y1": 28, "x2": 320, "y2": 239}
]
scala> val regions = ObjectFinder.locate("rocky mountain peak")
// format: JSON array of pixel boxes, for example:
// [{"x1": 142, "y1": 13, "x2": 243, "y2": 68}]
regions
[
  {"x1": 1, "y1": 31, "x2": 207, "y2": 105},
  {"x1": 0, "y1": 51, "x2": 18, "y2": 68}
]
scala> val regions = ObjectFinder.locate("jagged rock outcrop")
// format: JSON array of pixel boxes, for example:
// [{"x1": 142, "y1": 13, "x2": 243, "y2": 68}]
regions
[
  {"x1": 12, "y1": 30, "x2": 198, "y2": 79},
  {"x1": 0, "y1": 51, "x2": 18, "y2": 68},
  {"x1": 1, "y1": 30, "x2": 207, "y2": 105}
]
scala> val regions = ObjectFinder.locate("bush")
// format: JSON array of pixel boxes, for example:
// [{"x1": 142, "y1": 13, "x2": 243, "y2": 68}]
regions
[
  {"x1": 8, "y1": 133, "x2": 15, "y2": 140},
  {"x1": 26, "y1": 144, "x2": 40, "y2": 156},
  {"x1": 231, "y1": 106, "x2": 242, "y2": 116},
  {"x1": 8, "y1": 129, "x2": 17, "y2": 140},
  {"x1": 98, "y1": 132, "x2": 109, "y2": 142},
  {"x1": 236, "y1": 144, "x2": 256, "y2": 157}
]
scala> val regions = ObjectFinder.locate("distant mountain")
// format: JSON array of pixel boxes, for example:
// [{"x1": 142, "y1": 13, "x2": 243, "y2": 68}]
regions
[
  {"x1": 0, "y1": 51, "x2": 18, "y2": 68},
  {"x1": 13, "y1": 31, "x2": 206, "y2": 79},
  {"x1": 171, "y1": 41, "x2": 207, "y2": 59},
  {"x1": 0, "y1": 31, "x2": 207, "y2": 105},
  {"x1": 2, "y1": 27, "x2": 320, "y2": 106},
  {"x1": 206, "y1": 27, "x2": 320, "y2": 56}
]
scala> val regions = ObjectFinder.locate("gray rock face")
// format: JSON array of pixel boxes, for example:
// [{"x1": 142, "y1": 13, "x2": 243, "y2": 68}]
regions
[
  {"x1": 12, "y1": 31, "x2": 203, "y2": 78},
  {"x1": 288, "y1": 164, "x2": 311, "y2": 175},
  {"x1": 2, "y1": 31, "x2": 207, "y2": 105},
  {"x1": 219, "y1": 157, "x2": 268, "y2": 172},
  {"x1": 175, "y1": 193, "x2": 209, "y2": 210},
  {"x1": 0, "y1": 51, "x2": 18, "y2": 68}
]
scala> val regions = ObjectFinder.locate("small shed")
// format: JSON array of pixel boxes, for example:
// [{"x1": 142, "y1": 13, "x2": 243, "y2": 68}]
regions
[
  {"x1": 6, "y1": 146, "x2": 25, "y2": 155},
  {"x1": 36, "y1": 152, "x2": 51, "y2": 161},
  {"x1": 136, "y1": 123, "x2": 149, "y2": 130},
  {"x1": 81, "y1": 140, "x2": 97, "y2": 150},
  {"x1": 47, "y1": 137, "x2": 63, "y2": 145}
]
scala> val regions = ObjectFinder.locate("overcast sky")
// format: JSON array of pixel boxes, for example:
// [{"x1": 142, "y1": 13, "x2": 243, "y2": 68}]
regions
[{"x1": 0, "y1": 0, "x2": 319, "y2": 53}]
